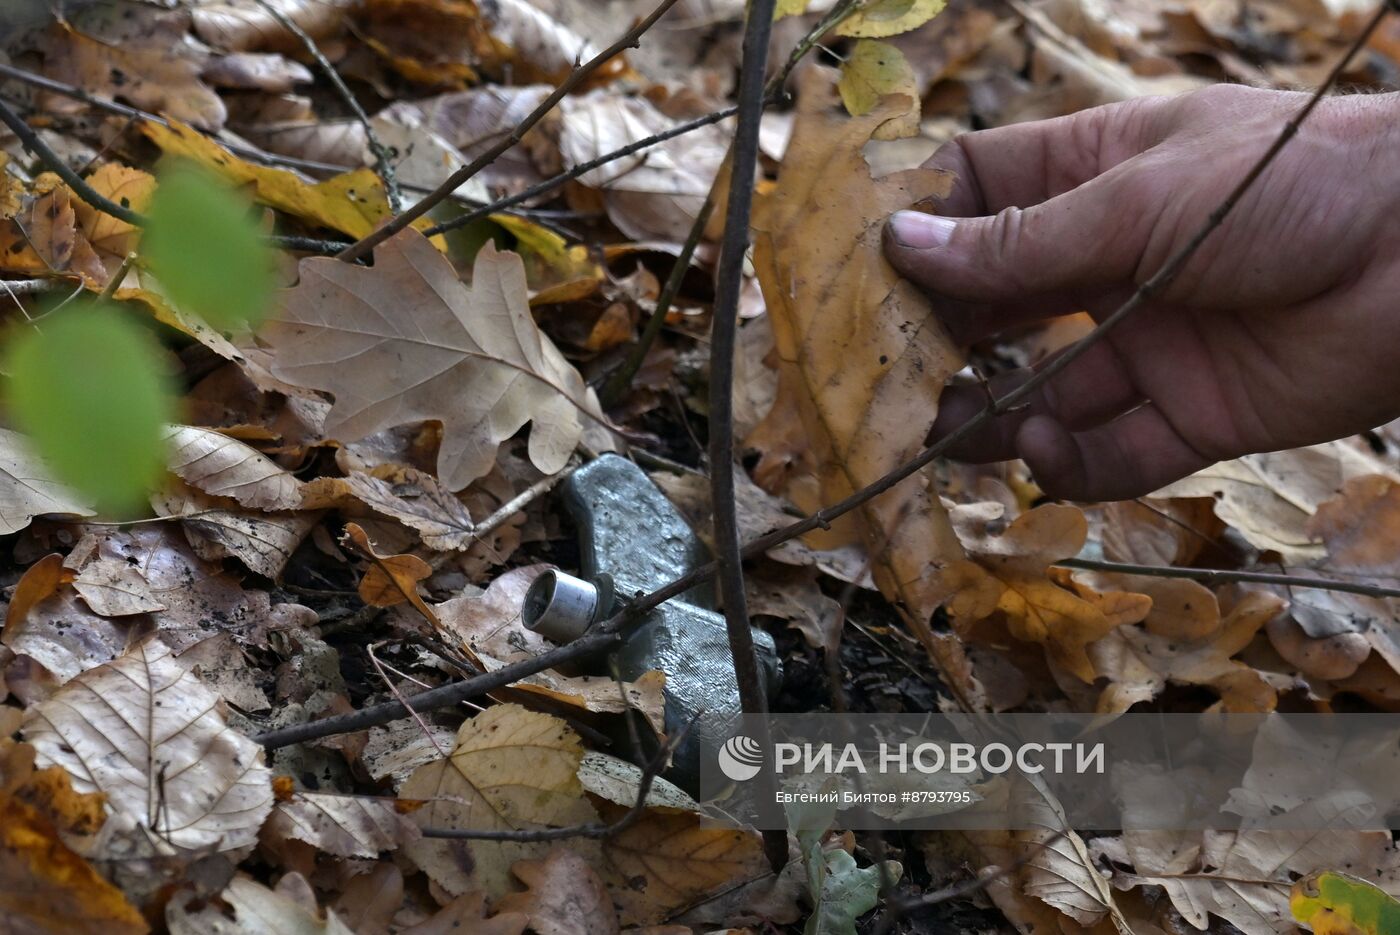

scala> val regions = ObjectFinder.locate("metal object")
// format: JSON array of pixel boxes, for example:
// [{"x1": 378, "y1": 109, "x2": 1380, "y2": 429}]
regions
[
  {"x1": 523, "y1": 569, "x2": 600, "y2": 643},
  {"x1": 534, "y1": 454, "x2": 780, "y2": 791}
]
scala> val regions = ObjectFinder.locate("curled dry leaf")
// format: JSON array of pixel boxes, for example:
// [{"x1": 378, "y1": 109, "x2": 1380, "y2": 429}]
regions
[
  {"x1": 153, "y1": 482, "x2": 319, "y2": 579},
  {"x1": 0, "y1": 427, "x2": 95, "y2": 534},
  {"x1": 342, "y1": 522, "x2": 435, "y2": 614},
  {"x1": 164, "y1": 425, "x2": 303, "y2": 511},
  {"x1": 265, "y1": 231, "x2": 607, "y2": 489},
  {"x1": 191, "y1": 0, "x2": 357, "y2": 52},
  {"x1": 747, "y1": 69, "x2": 964, "y2": 656},
  {"x1": 167, "y1": 873, "x2": 355, "y2": 934},
  {"x1": 72, "y1": 163, "x2": 154, "y2": 278},
  {"x1": 948, "y1": 503, "x2": 1150, "y2": 683},
  {"x1": 400, "y1": 703, "x2": 599, "y2": 899},
  {"x1": 201, "y1": 51, "x2": 314, "y2": 92},
  {"x1": 496, "y1": 847, "x2": 621, "y2": 935},
  {"x1": 302, "y1": 466, "x2": 477, "y2": 551},
  {"x1": 264, "y1": 790, "x2": 422, "y2": 858},
  {"x1": 22, "y1": 636, "x2": 274, "y2": 854}
]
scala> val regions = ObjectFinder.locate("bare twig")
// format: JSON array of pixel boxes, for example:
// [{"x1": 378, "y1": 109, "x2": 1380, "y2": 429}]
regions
[
  {"x1": 418, "y1": 712, "x2": 695, "y2": 842},
  {"x1": 336, "y1": 0, "x2": 684, "y2": 263},
  {"x1": 1057, "y1": 556, "x2": 1400, "y2": 599},
  {"x1": 255, "y1": 0, "x2": 1388, "y2": 754},
  {"x1": 600, "y1": 193, "x2": 715, "y2": 405},
  {"x1": 0, "y1": 96, "x2": 142, "y2": 225},
  {"x1": 250, "y1": 0, "x2": 403, "y2": 212},
  {"x1": 96, "y1": 251, "x2": 137, "y2": 302},
  {"x1": 709, "y1": 0, "x2": 784, "y2": 873},
  {"x1": 366, "y1": 641, "x2": 451, "y2": 758}
]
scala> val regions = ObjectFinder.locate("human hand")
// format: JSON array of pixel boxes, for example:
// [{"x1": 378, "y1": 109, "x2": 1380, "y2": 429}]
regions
[{"x1": 883, "y1": 84, "x2": 1400, "y2": 501}]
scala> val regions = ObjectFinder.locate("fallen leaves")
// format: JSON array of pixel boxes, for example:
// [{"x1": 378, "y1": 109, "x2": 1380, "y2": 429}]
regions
[
  {"x1": 22, "y1": 637, "x2": 274, "y2": 855},
  {"x1": 265, "y1": 231, "x2": 607, "y2": 489}
]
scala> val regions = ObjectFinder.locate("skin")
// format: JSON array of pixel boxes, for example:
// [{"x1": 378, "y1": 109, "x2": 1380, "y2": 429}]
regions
[{"x1": 882, "y1": 84, "x2": 1400, "y2": 501}]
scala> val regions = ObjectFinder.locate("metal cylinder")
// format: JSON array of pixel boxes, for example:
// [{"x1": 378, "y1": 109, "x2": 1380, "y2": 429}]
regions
[{"x1": 522, "y1": 569, "x2": 598, "y2": 644}]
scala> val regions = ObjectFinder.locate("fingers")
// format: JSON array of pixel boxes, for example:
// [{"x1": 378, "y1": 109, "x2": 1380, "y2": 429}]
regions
[
  {"x1": 924, "y1": 96, "x2": 1170, "y2": 219},
  {"x1": 1017, "y1": 406, "x2": 1212, "y2": 502},
  {"x1": 931, "y1": 339, "x2": 1143, "y2": 462}
]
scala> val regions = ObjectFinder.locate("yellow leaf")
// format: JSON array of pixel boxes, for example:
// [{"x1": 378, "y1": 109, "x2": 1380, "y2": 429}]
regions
[
  {"x1": 401, "y1": 704, "x2": 599, "y2": 899},
  {"x1": 775, "y1": 0, "x2": 810, "y2": 17},
  {"x1": 836, "y1": 0, "x2": 947, "y2": 38},
  {"x1": 141, "y1": 119, "x2": 403, "y2": 239},
  {"x1": 72, "y1": 164, "x2": 154, "y2": 269},
  {"x1": 748, "y1": 69, "x2": 964, "y2": 660},
  {"x1": 837, "y1": 40, "x2": 921, "y2": 139},
  {"x1": 1292, "y1": 871, "x2": 1400, "y2": 935}
]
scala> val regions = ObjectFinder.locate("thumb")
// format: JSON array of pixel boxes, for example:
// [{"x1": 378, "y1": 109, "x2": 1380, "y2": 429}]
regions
[{"x1": 883, "y1": 173, "x2": 1152, "y2": 308}]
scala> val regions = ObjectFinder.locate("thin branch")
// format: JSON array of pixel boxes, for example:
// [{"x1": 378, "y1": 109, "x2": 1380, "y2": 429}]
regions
[
  {"x1": 0, "y1": 279, "x2": 66, "y2": 297},
  {"x1": 418, "y1": 712, "x2": 695, "y2": 842},
  {"x1": 250, "y1": 0, "x2": 403, "y2": 212},
  {"x1": 599, "y1": 192, "x2": 714, "y2": 405},
  {"x1": 336, "y1": 0, "x2": 684, "y2": 263},
  {"x1": 254, "y1": 0, "x2": 1386, "y2": 753},
  {"x1": 709, "y1": 0, "x2": 784, "y2": 873},
  {"x1": 0, "y1": 96, "x2": 142, "y2": 225},
  {"x1": 1057, "y1": 556, "x2": 1400, "y2": 599}
]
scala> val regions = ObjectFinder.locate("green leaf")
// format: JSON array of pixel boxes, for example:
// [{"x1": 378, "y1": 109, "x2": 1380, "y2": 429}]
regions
[
  {"x1": 805, "y1": 849, "x2": 902, "y2": 935},
  {"x1": 1292, "y1": 871, "x2": 1400, "y2": 935},
  {"x1": 835, "y1": 0, "x2": 946, "y2": 38},
  {"x1": 143, "y1": 160, "x2": 275, "y2": 329},
  {"x1": 4, "y1": 303, "x2": 175, "y2": 513},
  {"x1": 837, "y1": 40, "x2": 920, "y2": 139}
]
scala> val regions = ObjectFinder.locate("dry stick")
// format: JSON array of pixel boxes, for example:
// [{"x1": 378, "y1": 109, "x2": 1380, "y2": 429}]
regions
[
  {"x1": 336, "y1": 0, "x2": 684, "y2": 263},
  {"x1": 428, "y1": 457, "x2": 581, "y2": 571},
  {"x1": 1057, "y1": 556, "x2": 1400, "y2": 599},
  {"x1": 255, "y1": 1, "x2": 1387, "y2": 754},
  {"x1": 599, "y1": 193, "x2": 715, "y2": 405},
  {"x1": 708, "y1": 0, "x2": 784, "y2": 873},
  {"x1": 250, "y1": 0, "x2": 403, "y2": 212}
]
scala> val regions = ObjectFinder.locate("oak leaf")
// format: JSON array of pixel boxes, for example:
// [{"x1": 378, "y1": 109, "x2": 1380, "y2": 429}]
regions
[
  {"x1": 748, "y1": 69, "x2": 964, "y2": 654},
  {"x1": 400, "y1": 703, "x2": 599, "y2": 899},
  {"x1": 167, "y1": 873, "x2": 355, "y2": 934},
  {"x1": 264, "y1": 231, "x2": 607, "y2": 489},
  {"x1": 496, "y1": 848, "x2": 621, "y2": 935},
  {"x1": 22, "y1": 636, "x2": 274, "y2": 855}
]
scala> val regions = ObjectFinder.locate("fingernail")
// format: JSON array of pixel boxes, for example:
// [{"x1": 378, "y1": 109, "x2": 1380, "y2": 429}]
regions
[{"x1": 888, "y1": 211, "x2": 956, "y2": 249}]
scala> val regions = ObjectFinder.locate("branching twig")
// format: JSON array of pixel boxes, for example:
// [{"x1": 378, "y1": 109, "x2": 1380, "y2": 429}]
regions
[
  {"x1": 250, "y1": 0, "x2": 403, "y2": 212},
  {"x1": 1057, "y1": 556, "x2": 1400, "y2": 599},
  {"x1": 255, "y1": 1, "x2": 1388, "y2": 753},
  {"x1": 336, "y1": 0, "x2": 684, "y2": 263}
]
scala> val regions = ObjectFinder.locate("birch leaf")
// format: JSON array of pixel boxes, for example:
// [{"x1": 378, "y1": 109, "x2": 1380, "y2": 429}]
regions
[
  {"x1": 748, "y1": 69, "x2": 963, "y2": 650},
  {"x1": 835, "y1": 0, "x2": 947, "y2": 38},
  {"x1": 837, "y1": 41, "x2": 920, "y2": 139},
  {"x1": 22, "y1": 636, "x2": 274, "y2": 854},
  {"x1": 264, "y1": 230, "x2": 606, "y2": 489}
]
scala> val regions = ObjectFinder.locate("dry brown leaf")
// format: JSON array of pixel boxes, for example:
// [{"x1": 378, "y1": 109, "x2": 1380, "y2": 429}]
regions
[
  {"x1": 342, "y1": 522, "x2": 436, "y2": 614},
  {"x1": 202, "y1": 51, "x2": 314, "y2": 91},
  {"x1": 399, "y1": 891, "x2": 529, "y2": 935},
  {"x1": 1155, "y1": 442, "x2": 1397, "y2": 563},
  {"x1": 0, "y1": 430, "x2": 95, "y2": 535},
  {"x1": 72, "y1": 558, "x2": 167, "y2": 617},
  {"x1": 165, "y1": 425, "x2": 303, "y2": 511},
  {"x1": 264, "y1": 791, "x2": 421, "y2": 858},
  {"x1": 191, "y1": 0, "x2": 357, "y2": 53},
  {"x1": 596, "y1": 800, "x2": 768, "y2": 926},
  {"x1": 23, "y1": 636, "x2": 274, "y2": 855},
  {"x1": 302, "y1": 466, "x2": 477, "y2": 551},
  {"x1": 2, "y1": 556, "x2": 138, "y2": 687},
  {"x1": 153, "y1": 482, "x2": 319, "y2": 579},
  {"x1": 400, "y1": 703, "x2": 599, "y2": 899},
  {"x1": 748, "y1": 68, "x2": 964, "y2": 656},
  {"x1": 167, "y1": 873, "x2": 356, "y2": 934},
  {"x1": 39, "y1": 13, "x2": 226, "y2": 131},
  {"x1": 948, "y1": 503, "x2": 1149, "y2": 682},
  {"x1": 1089, "y1": 587, "x2": 1285, "y2": 713},
  {"x1": 558, "y1": 92, "x2": 730, "y2": 242},
  {"x1": 265, "y1": 231, "x2": 607, "y2": 489},
  {"x1": 475, "y1": 0, "x2": 627, "y2": 85},
  {"x1": 496, "y1": 847, "x2": 621, "y2": 935},
  {"x1": 72, "y1": 163, "x2": 154, "y2": 278}
]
